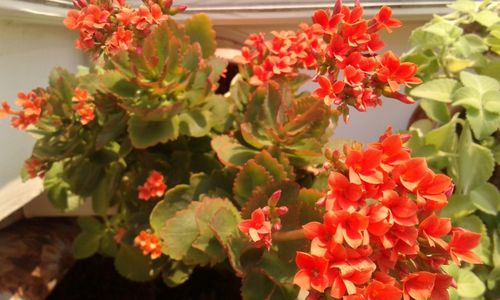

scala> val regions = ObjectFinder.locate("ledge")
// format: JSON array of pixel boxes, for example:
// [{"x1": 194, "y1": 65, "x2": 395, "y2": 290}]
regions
[{"x1": 0, "y1": 0, "x2": 453, "y2": 26}]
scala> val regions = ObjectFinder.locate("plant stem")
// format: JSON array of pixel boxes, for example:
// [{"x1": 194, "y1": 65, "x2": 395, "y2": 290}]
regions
[{"x1": 272, "y1": 229, "x2": 305, "y2": 241}]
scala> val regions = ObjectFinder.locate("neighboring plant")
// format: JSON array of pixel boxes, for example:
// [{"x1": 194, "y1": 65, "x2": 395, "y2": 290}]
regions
[
  {"x1": 403, "y1": 0, "x2": 500, "y2": 298},
  {"x1": 0, "y1": 0, "x2": 483, "y2": 299}
]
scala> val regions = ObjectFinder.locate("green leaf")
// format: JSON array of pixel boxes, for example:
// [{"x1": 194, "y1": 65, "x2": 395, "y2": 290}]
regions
[
  {"x1": 420, "y1": 99, "x2": 451, "y2": 123},
  {"x1": 233, "y1": 160, "x2": 274, "y2": 206},
  {"x1": 150, "y1": 185, "x2": 192, "y2": 233},
  {"x1": 474, "y1": 9, "x2": 500, "y2": 28},
  {"x1": 449, "y1": 0, "x2": 477, "y2": 13},
  {"x1": 185, "y1": 14, "x2": 216, "y2": 59},
  {"x1": 440, "y1": 194, "x2": 477, "y2": 219},
  {"x1": 211, "y1": 135, "x2": 258, "y2": 167},
  {"x1": 460, "y1": 71, "x2": 499, "y2": 95},
  {"x1": 178, "y1": 110, "x2": 212, "y2": 137},
  {"x1": 77, "y1": 216, "x2": 103, "y2": 232},
  {"x1": 114, "y1": 244, "x2": 155, "y2": 282},
  {"x1": 128, "y1": 115, "x2": 179, "y2": 149},
  {"x1": 470, "y1": 183, "x2": 500, "y2": 215},
  {"x1": 493, "y1": 233, "x2": 500, "y2": 267},
  {"x1": 43, "y1": 162, "x2": 84, "y2": 211},
  {"x1": 452, "y1": 86, "x2": 481, "y2": 109},
  {"x1": 455, "y1": 88, "x2": 500, "y2": 139},
  {"x1": 456, "y1": 124, "x2": 495, "y2": 194},
  {"x1": 161, "y1": 202, "x2": 201, "y2": 260},
  {"x1": 424, "y1": 117, "x2": 457, "y2": 152},
  {"x1": 99, "y1": 232, "x2": 119, "y2": 257},
  {"x1": 254, "y1": 150, "x2": 289, "y2": 182},
  {"x1": 453, "y1": 34, "x2": 488, "y2": 57},
  {"x1": 100, "y1": 71, "x2": 138, "y2": 98},
  {"x1": 241, "y1": 269, "x2": 299, "y2": 300},
  {"x1": 456, "y1": 268, "x2": 486, "y2": 298},
  {"x1": 410, "y1": 78, "x2": 460, "y2": 103},
  {"x1": 191, "y1": 197, "x2": 235, "y2": 264},
  {"x1": 92, "y1": 161, "x2": 124, "y2": 215},
  {"x1": 208, "y1": 207, "x2": 245, "y2": 275},
  {"x1": 162, "y1": 261, "x2": 193, "y2": 288},
  {"x1": 73, "y1": 231, "x2": 102, "y2": 259}
]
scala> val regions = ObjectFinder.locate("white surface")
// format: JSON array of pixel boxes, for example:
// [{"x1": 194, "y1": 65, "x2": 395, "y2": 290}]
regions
[{"x1": 0, "y1": 19, "x2": 85, "y2": 219}]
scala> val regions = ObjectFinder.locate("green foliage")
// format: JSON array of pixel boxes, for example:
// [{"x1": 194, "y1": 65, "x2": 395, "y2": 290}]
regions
[{"x1": 404, "y1": 0, "x2": 500, "y2": 297}]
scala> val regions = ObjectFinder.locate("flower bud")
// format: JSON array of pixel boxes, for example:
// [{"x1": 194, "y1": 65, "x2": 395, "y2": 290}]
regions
[
  {"x1": 72, "y1": 0, "x2": 88, "y2": 9},
  {"x1": 272, "y1": 222, "x2": 282, "y2": 232},
  {"x1": 262, "y1": 206, "x2": 270, "y2": 215},
  {"x1": 315, "y1": 197, "x2": 326, "y2": 207},
  {"x1": 268, "y1": 189, "x2": 282, "y2": 206},
  {"x1": 276, "y1": 206, "x2": 288, "y2": 216}
]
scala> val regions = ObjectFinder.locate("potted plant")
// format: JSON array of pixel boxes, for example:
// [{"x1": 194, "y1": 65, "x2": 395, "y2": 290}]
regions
[
  {"x1": 0, "y1": 0, "x2": 483, "y2": 298},
  {"x1": 403, "y1": 0, "x2": 499, "y2": 298}
]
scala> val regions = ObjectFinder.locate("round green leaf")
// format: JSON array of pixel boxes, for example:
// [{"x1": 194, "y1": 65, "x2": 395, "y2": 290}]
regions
[
  {"x1": 470, "y1": 183, "x2": 500, "y2": 215},
  {"x1": 73, "y1": 231, "x2": 101, "y2": 259},
  {"x1": 128, "y1": 115, "x2": 180, "y2": 149},
  {"x1": 457, "y1": 268, "x2": 486, "y2": 298},
  {"x1": 410, "y1": 78, "x2": 460, "y2": 103},
  {"x1": 114, "y1": 244, "x2": 154, "y2": 282}
]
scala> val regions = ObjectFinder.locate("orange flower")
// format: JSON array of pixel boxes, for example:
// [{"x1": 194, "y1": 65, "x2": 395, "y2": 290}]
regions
[
  {"x1": 106, "y1": 26, "x2": 134, "y2": 55},
  {"x1": 134, "y1": 230, "x2": 162, "y2": 260},
  {"x1": 137, "y1": 170, "x2": 167, "y2": 201},
  {"x1": 238, "y1": 208, "x2": 272, "y2": 249},
  {"x1": 294, "y1": 252, "x2": 331, "y2": 293},
  {"x1": 447, "y1": 228, "x2": 482, "y2": 265},
  {"x1": 72, "y1": 87, "x2": 95, "y2": 125},
  {"x1": 0, "y1": 91, "x2": 45, "y2": 129}
]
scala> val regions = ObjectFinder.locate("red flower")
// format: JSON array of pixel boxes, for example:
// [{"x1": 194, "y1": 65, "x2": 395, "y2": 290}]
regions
[
  {"x1": 134, "y1": 230, "x2": 162, "y2": 260},
  {"x1": 447, "y1": 228, "x2": 482, "y2": 265},
  {"x1": 137, "y1": 170, "x2": 167, "y2": 201},
  {"x1": 345, "y1": 148, "x2": 383, "y2": 185},
  {"x1": 24, "y1": 157, "x2": 45, "y2": 179},
  {"x1": 72, "y1": 87, "x2": 95, "y2": 125},
  {"x1": 366, "y1": 280, "x2": 402, "y2": 300},
  {"x1": 64, "y1": 10, "x2": 82, "y2": 30},
  {"x1": 238, "y1": 208, "x2": 272, "y2": 249},
  {"x1": 313, "y1": 76, "x2": 345, "y2": 105},
  {"x1": 106, "y1": 26, "x2": 134, "y2": 55},
  {"x1": 431, "y1": 274, "x2": 454, "y2": 300},
  {"x1": 369, "y1": 132, "x2": 410, "y2": 172},
  {"x1": 1, "y1": 91, "x2": 45, "y2": 129},
  {"x1": 329, "y1": 257, "x2": 376, "y2": 298},
  {"x1": 419, "y1": 214, "x2": 451, "y2": 248},
  {"x1": 380, "y1": 191, "x2": 418, "y2": 227},
  {"x1": 326, "y1": 172, "x2": 363, "y2": 211},
  {"x1": 344, "y1": 65, "x2": 366, "y2": 86},
  {"x1": 374, "y1": 6, "x2": 401, "y2": 32},
  {"x1": 131, "y1": 4, "x2": 167, "y2": 31},
  {"x1": 328, "y1": 210, "x2": 369, "y2": 249},
  {"x1": 294, "y1": 252, "x2": 331, "y2": 292},
  {"x1": 416, "y1": 173, "x2": 452, "y2": 210},
  {"x1": 402, "y1": 272, "x2": 435, "y2": 300},
  {"x1": 377, "y1": 51, "x2": 421, "y2": 92},
  {"x1": 393, "y1": 158, "x2": 429, "y2": 192},
  {"x1": 312, "y1": 9, "x2": 342, "y2": 34}
]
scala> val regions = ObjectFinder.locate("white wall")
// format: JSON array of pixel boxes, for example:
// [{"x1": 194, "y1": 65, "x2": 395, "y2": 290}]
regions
[{"x1": 0, "y1": 19, "x2": 86, "y2": 221}]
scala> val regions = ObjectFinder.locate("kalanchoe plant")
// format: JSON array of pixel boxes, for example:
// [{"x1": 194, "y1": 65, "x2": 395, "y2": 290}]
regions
[
  {"x1": 0, "y1": 0, "x2": 483, "y2": 299},
  {"x1": 403, "y1": 0, "x2": 499, "y2": 298}
]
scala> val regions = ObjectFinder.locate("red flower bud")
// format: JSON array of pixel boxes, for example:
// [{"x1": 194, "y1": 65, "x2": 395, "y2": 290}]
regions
[{"x1": 276, "y1": 206, "x2": 289, "y2": 216}]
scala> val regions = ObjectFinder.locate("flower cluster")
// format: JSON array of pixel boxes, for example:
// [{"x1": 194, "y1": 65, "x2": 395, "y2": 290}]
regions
[
  {"x1": 0, "y1": 91, "x2": 46, "y2": 130},
  {"x1": 294, "y1": 128, "x2": 481, "y2": 300},
  {"x1": 63, "y1": 0, "x2": 185, "y2": 57},
  {"x1": 134, "y1": 230, "x2": 162, "y2": 260},
  {"x1": 236, "y1": 0, "x2": 421, "y2": 118},
  {"x1": 24, "y1": 157, "x2": 46, "y2": 179},
  {"x1": 239, "y1": 190, "x2": 288, "y2": 250},
  {"x1": 72, "y1": 87, "x2": 95, "y2": 125},
  {"x1": 137, "y1": 170, "x2": 167, "y2": 201}
]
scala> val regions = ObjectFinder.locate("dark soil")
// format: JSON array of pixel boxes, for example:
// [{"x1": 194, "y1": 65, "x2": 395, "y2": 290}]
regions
[{"x1": 47, "y1": 255, "x2": 242, "y2": 300}]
